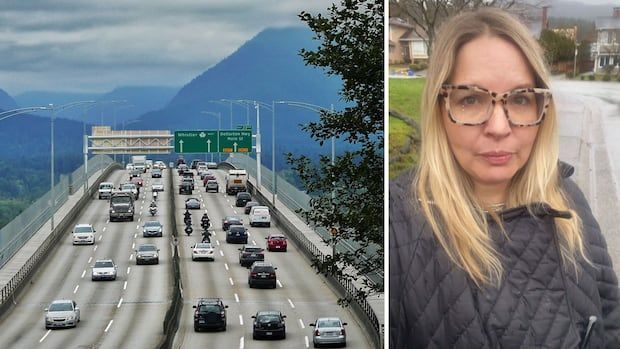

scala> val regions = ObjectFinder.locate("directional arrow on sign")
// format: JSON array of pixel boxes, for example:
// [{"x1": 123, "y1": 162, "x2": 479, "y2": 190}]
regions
[
  {"x1": 179, "y1": 140, "x2": 184, "y2": 153},
  {"x1": 233, "y1": 142, "x2": 238, "y2": 152},
  {"x1": 207, "y1": 139, "x2": 211, "y2": 152}
]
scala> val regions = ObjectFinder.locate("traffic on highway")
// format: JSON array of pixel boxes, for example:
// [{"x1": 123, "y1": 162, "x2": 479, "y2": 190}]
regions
[{"x1": 0, "y1": 161, "x2": 372, "y2": 348}]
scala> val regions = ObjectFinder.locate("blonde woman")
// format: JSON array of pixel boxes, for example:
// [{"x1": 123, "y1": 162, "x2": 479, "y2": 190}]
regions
[{"x1": 389, "y1": 8, "x2": 620, "y2": 348}]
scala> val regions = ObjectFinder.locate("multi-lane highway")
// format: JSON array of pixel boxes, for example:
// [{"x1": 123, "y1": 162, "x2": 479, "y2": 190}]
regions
[{"x1": 0, "y1": 166, "x2": 373, "y2": 348}]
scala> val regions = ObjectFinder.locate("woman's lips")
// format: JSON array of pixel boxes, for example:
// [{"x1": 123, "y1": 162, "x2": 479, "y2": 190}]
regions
[{"x1": 480, "y1": 151, "x2": 513, "y2": 165}]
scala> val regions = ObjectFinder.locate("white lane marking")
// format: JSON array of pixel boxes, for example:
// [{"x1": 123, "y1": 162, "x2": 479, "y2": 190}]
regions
[
  {"x1": 94, "y1": 245, "x2": 98, "y2": 251},
  {"x1": 136, "y1": 225, "x2": 139, "y2": 230},
  {"x1": 234, "y1": 293, "x2": 239, "y2": 303},
  {"x1": 277, "y1": 280, "x2": 283, "y2": 288},
  {"x1": 299, "y1": 319, "x2": 305, "y2": 329},
  {"x1": 134, "y1": 233, "x2": 137, "y2": 239},
  {"x1": 219, "y1": 250, "x2": 224, "y2": 257},
  {"x1": 39, "y1": 330, "x2": 51, "y2": 343},
  {"x1": 117, "y1": 298, "x2": 123, "y2": 308},
  {"x1": 229, "y1": 277, "x2": 234, "y2": 286},
  {"x1": 233, "y1": 210, "x2": 238, "y2": 214},
  {"x1": 288, "y1": 298, "x2": 296, "y2": 309},
  {"x1": 132, "y1": 242, "x2": 135, "y2": 249},
  {"x1": 305, "y1": 336, "x2": 310, "y2": 348},
  {"x1": 81, "y1": 270, "x2": 86, "y2": 278},
  {"x1": 224, "y1": 263, "x2": 229, "y2": 271},
  {"x1": 123, "y1": 281, "x2": 127, "y2": 290},
  {"x1": 98, "y1": 235, "x2": 103, "y2": 241},
  {"x1": 239, "y1": 315, "x2": 244, "y2": 325},
  {"x1": 104, "y1": 319, "x2": 113, "y2": 332},
  {"x1": 138, "y1": 217, "x2": 141, "y2": 222},
  {"x1": 127, "y1": 267, "x2": 131, "y2": 275},
  {"x1": 252, "y1": 240, "x2": 256, "y2": 246},
  {"x1": 102, "y1": 227, "x2": 107, "y2": 232},
  {"x1": 204, "y1": 209, "x2": 208, "y2": 213},
  {"x1": 88, "y1": 257, "x2": 92, "y2": 264},
  {"x1": 106, "y1": 219, "x2": 110, "y2": 224},
  {"x1": 230, "y1": 205, "x2": 234, "y2": 209},
  {"x1": 73, "y1": 285, "x2": 79, "y2": 294},
  {"x1": 216, "y1": 240, "x2": 220, "y2": 246},
  {"x1": 247, "y1": 232, "x2": 251, "y2": 237},
  {"x1": 239, "y1": 337, "x2": 244, "y2": 349},
  {"x1": 129, "y1": 254, "x2": 134, "y2": 261}
]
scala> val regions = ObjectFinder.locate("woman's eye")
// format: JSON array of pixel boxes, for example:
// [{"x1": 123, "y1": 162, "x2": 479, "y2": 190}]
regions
[
  {"x1": 461, "y1": 96, "x2": 477, "y2": 105},
  {"x1": 511, "y1": 94, "x2": 532, "y2": 105}
]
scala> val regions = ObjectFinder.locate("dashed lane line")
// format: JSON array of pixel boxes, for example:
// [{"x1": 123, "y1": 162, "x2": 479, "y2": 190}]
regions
[
  {"x1": 88, "y1": 257, "x2": 92, "y2": 264},
  {"x1": 224, "y1": 263, "x2": 229, "y2": 271},
  {"x1": 219, "y1": 250, "x2": 224, "y2": 257},
  {"x1": 234, "y1": 293, "x2": 239, "y2": 303},
  {"x1": 288, "y1": 298, "x2": 296, "y2": 309},
  {"x1": 104, "y1": 320, "x2": 113, "y2": 332},
  {"x1": 299, "y1": 319, "x2": 305, "y2": 329},
  {"x1": 305, "y1": 336, "x2": 310, "y2": 348},
  {"x1": 239, "y1": 315, "x2": 244, "y2": 325},
  {"x1": 73, "y1": 285, "x2": 79, "y2": 294},
  {"x1": 229, "y1": 277, "x2": 234, "y2": 286},
  {"x1": 123, "y1": 281, "x2": 127, "y2": 290},
  {"x1": 81, "y1": 270, "x2": 86, "y2": 278},
  {"x1": 277, "y1": 280, "x2": 283, "y2": 288},
  {"x1": 127, "y1": 267, "x2": 131, "y2": 275},
  {"x1": 39, "y1": 330, "x2": 51, "y2": 343},
  {"x1": 117, "y1": 298, "x2": 123, "y2": 309}
]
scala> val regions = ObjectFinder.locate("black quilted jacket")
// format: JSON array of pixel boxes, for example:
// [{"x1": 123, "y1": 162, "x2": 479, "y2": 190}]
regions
[{"x1": 390, "y1": 168, "x2": 620, "y2": 349}]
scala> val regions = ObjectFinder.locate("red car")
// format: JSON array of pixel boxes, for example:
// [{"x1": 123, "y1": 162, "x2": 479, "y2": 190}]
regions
[
  {"x1": 130, "y1": 176, "x2": 144, "y2": 187},
  {"x1": 203, "y1": 174, "x2": 217, "y2": 186},
  {"x1": 265, "y1": 234, "x2": 287, "y2": 252}
]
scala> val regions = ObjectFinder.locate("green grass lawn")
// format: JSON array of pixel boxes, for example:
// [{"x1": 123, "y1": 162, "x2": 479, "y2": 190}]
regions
[{"x1": 389, "y1": 78, "x2": 425, "y2": 179}]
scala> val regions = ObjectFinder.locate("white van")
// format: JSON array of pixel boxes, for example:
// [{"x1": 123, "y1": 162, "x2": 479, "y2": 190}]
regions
[
  {"x1": 98, "y1": 182, "x2": 115, "y2": 199},
  {"x1": 249, "y1": 206, "x2": 271, "y2": 227}
]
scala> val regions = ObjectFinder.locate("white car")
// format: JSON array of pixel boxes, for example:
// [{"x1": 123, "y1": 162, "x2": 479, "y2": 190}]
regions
[
  {"x1": 91, "y1": 259, "x2": 117, "y2": 281},
  {"x1": 72, "y1": 224, "x2": 95, "y2": 245},
  {"x1": 191, "y1": 242, "x2": 215, "y2": 261},
  {"x1": 126, "y1": 163, "x2": 134, "y2": 170},
  {"x1": 151, "y1": 180, "x2": 164, "y2": 192},
  {"x1": 249, "y1": 206, "x2": 271, "y2": 227},
  {"x1": 45, "y1": 299, "x2": 80, "y2": 329},
  {"x1": 98, "y1": 182, "x2": 114, "y2": 199},
  {"x1": 154, "y1": 161, "x2": 166, "y2": 169},
  {"x1": 206, "y1": 162, "x2": 217, "y2": 169}
]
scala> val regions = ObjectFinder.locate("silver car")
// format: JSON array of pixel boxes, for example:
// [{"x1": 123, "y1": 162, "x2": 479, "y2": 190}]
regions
[
  {"x1": 143, "y1": 221, "x2": 163, "y2": 237},
  {"x1": 136, "y1": 243, "x2": 160, "y2": 264},
  {"x1": 91, "y1": 259, "x2": 117, "y2": 281},
  {"x1": 45, "y1": 299, "x2": 80, "y2": 329},
  {"x1": 310, "y1": 317, "x2": 347, "y2": 347}
]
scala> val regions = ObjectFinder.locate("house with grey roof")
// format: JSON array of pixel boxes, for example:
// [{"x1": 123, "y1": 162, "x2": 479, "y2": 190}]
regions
[
  {"x1": 389, "y1": 18, "x2": 428, "y2": 65},
  {"x1": 594, "y1": 7, "x2": 620, "y2": 73}
]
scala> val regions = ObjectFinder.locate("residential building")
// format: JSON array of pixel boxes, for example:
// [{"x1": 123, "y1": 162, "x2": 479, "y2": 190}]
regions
[
  {"x1": 594, "y1": 7, "x2": 620, "y2": 73},
  {"x1": 389, "y1": 18, "x2": 428, "y2": 65}
]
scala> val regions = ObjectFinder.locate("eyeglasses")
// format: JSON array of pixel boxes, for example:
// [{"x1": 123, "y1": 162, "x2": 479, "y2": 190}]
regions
[{"x1": 439, "y1": 84, "x2": 552, "y2": 127}]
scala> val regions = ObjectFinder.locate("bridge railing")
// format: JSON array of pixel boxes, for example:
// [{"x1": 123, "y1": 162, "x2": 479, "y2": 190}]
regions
[{"x1": 0, "y1": 155, "x2": 113, "y2": 269}]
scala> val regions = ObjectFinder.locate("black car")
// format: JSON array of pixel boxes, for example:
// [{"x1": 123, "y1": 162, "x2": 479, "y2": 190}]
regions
[
  {"x1": 252, "y1": 310, "x2": 286, "y2": 340},
  {"x1": 248, "y1": 262, "x2": 277, "y2": 288},
  {"x1": 190, "y1": 159, "x2": 201, "y2": 170},
  {"x1": 222, "y1": 215, "x2": 243, "y2": 231},
  {"x1": 238, "y1": 245, "x2": 265, "y2": 267},
  {"x1": 179, "y1": 182, "x2": 193, "y2": 195},
  {"x1": 226, "y1": 226, "x2": 248, "y2": 244},
  {"x1": 235, "y1": 192, "x2": 252, "y2": 207},
  {"x1": 244, "y1": 201, "x2": 260, "y2": 214},
  {"x1": 193, "y1": 298, "x2": 228, "y2": 331}
]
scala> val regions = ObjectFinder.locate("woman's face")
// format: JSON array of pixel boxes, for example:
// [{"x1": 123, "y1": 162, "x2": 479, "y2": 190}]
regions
[{"x1": 442, "y1": 35, "x2": 540, "y2": 195}]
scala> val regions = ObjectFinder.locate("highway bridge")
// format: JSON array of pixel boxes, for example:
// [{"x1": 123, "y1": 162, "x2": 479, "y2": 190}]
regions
[{"x1": 0, "y1": 164, "x2": 379, "y2": 348}]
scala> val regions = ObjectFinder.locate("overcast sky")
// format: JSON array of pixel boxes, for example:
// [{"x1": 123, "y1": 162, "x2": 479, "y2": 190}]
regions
[{"x1": 0, "y1": 0, "x2": 334, "y2": 96}]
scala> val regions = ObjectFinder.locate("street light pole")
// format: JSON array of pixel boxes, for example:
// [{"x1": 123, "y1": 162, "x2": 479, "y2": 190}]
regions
[
  {"x1": 271, "y1": 100, "x2": 276, "y2": 204},
  {"x1": 49, "y1": 104, "x2": 55, "y2": 230},
  {"x1": 254, "y1": 102, "x2": 262, "y2": 190},
  {"x1": 201, "y1": 111, "x2": 221, "y2": 163}
]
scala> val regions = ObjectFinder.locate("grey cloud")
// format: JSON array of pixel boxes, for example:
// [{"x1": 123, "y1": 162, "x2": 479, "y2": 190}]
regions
[{"x1": 0, "y1": 0, "x2": 333, "y2": 95}]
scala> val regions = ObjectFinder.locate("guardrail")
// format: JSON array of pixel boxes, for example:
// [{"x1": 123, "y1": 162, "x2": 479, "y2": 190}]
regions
[
  {"x1": 220, "y1": 159, "x2": 382, "y2": 349},
  {"x1": 159, "y1": 168, "x2": 183, "y2": 349},
  {"x1": 0, "y1": 158, "x2": 119, "y2": 313}
]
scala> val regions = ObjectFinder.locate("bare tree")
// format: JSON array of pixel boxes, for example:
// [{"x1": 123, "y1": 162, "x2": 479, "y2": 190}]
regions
[{"x1": 390, "y1": 0, "x2": 545, "y2": 57}]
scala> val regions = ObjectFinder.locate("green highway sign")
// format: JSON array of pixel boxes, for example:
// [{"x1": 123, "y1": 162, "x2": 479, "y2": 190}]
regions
[
  {"x1": 174, "y1": 129, "x2": 252, "y2": 153},
  {"x1": 219, "y1": 130, "x2": 252, "y2": 153},
  {"x1": 174, "y1": 130, "x2": 218, "y2": 153}
]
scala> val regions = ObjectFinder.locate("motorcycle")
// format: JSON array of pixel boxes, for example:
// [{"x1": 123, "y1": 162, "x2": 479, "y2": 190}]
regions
[
  {"x1": 185, "y1": 225, "x2": 193, "y2": 236},
  {"x1": 149, "y1": 206, "x2": 157, "y2": 216},
  {"x1": 200, "y1": 219, "x2": 210, "y2": 230},
  {"x1": 184, "y1": 216, "x2": 192, "y2": 226},
  {"x1": 201, "y1": 230, "x2": 211, "y2": 243}
]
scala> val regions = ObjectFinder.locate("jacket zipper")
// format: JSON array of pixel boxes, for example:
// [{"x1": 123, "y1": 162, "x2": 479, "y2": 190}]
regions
[{"x1": 580, "y1": 316, "x2": 597, "y2": 349}]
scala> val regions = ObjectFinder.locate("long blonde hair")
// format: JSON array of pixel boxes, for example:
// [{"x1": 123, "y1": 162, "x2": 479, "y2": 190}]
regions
[{"x1": 415, "y1": 8, "x2": 587, "y2": 286}]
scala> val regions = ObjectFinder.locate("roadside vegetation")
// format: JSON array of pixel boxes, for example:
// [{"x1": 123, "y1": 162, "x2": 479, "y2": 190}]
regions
[{"x1": 389, "y1": 78, "x2": 424, "y2": 179}]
